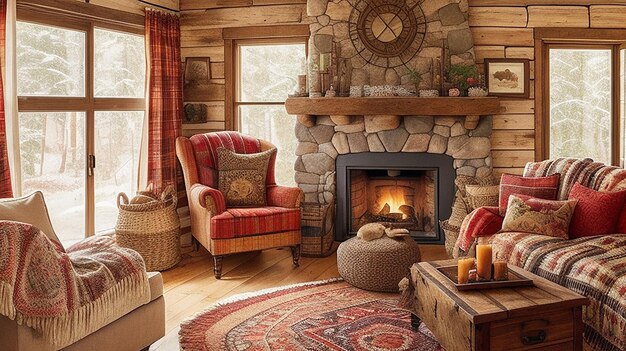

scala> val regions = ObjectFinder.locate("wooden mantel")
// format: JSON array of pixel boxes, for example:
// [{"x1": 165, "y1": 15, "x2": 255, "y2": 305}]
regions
[{"x1": 285, "y1": 97, "x2": 502, "y2": 130}]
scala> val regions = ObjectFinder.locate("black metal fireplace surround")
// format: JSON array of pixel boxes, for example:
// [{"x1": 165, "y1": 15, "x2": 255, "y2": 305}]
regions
[{"x1": 336, "y1": 153, "x2": 455, "y2": 244}]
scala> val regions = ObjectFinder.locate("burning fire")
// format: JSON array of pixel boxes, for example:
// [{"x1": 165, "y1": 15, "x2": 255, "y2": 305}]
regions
[{"x1": 378, "y1": 188, "x2": 408, "y2": 219}]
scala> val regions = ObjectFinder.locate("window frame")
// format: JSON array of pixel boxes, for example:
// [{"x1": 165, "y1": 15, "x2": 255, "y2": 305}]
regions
[
  {"x1": 224, "y1": 24, "x2": 310, "y2": 131},
  {"x1": 535, "y1": 28, "x2": 626, "y2": 166},
  {"x1": 15, "y1": 7, "x2": 146, "y2": 236}
]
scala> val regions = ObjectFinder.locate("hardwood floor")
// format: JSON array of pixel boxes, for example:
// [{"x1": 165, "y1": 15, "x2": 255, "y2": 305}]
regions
[{"x1": 150, "y1": 243, "x2": 447, "y2": 350}]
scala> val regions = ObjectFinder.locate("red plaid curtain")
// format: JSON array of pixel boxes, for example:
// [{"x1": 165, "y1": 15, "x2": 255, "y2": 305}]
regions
[
  {"x1": 0, "y1": 0, "x2": 11, "y2": 198},
  {"x1": 145, "y1": 10, "x2": 183, "y2": 195}
]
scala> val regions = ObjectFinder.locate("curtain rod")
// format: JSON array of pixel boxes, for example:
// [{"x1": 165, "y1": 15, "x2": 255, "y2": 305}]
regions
[{"x1": 138, "y1": 0, "x2": 179, "y2": 13}]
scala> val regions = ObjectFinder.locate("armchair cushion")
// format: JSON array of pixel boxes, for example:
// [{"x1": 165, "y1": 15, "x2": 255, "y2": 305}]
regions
[
  {"x1": 189, "y1": 132, "x2": 262, "y2": 188},
  {"x1": 211, "y1": 207, "x2": 301, "y2": 239},
  {"x1": 217, "y1": 147, "x2": 276, "y2": 207},
  {"x1": 267, "y1": 185, "x2": 303, "y2": 208}
]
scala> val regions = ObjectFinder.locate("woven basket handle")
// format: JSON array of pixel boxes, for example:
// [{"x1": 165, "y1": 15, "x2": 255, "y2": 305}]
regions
[
  {"x1": 117, "y1": 192, "x2": 130, "y2": 209},
  {"x1": 161, "y1": 185, "x2": 178, "y2": 208}
]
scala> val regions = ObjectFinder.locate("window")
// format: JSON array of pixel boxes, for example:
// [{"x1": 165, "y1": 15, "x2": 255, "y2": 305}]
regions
[
  {"x1": 16, "y1": 12, "x2": 146, "y2": 243},
  {"x1": 548, "y1": 47, "x2": 613, "y2": 164},
  {"x1": 224, "y1": 25, "x2": 309, "y2": 187},
  {"x1": 236, "y1": 42, "x2": 306, "y2": 186},
  {"x1": 536, "y1": 29, "x2": 625, "y2": 166}
]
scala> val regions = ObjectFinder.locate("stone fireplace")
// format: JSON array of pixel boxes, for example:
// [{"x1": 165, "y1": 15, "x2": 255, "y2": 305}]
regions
[
  {"x1": 288, "y1": 110, "x2": 497, "y2": 244},
  {"x1": 288, "y1": 0, "x2": 500, "y2": 244}
]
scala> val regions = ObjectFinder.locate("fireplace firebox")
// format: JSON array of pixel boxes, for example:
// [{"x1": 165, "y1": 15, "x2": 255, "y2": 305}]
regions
[{"x1": 336, "y1": 153, "x2": 454, "y2": 243}]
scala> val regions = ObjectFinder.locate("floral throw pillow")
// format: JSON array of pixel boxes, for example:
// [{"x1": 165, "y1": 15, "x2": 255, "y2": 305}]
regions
[
  {"x1": 501, "y1": 195, "x2": 577, "y2": 239},
  {"x1": 217, "y1": 147, "x2": 276, "y2": 207}
]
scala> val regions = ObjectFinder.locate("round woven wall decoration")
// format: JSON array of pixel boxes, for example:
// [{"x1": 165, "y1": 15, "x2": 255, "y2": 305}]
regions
[{"x1": 349, "y1": 0, "x2": 427, "y2": 68}]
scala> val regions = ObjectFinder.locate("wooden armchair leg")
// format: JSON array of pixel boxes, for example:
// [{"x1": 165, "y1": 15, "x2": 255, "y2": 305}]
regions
[
  {"x1": 291, "y1": 245, "x2": 301, "y2": 267},
  {"x1": 213, "y1": 255, "x2": 224, "y2": 279}
]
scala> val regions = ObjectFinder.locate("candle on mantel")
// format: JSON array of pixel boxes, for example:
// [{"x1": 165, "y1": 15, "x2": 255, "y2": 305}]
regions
[
  {"x1": 476, "y1": 244, "x2": 493, "y2": 281},
  {"x1": 457, "y1": 258, "x2": 474, "y2": 284},
  {"x1": 494, "y1": 260, "x2": 508, "y2": 281}
]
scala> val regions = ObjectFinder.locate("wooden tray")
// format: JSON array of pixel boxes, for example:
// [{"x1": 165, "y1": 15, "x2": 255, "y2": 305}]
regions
[{"x1": 437, "y1": 264, "x2": 534, "y2": 291}]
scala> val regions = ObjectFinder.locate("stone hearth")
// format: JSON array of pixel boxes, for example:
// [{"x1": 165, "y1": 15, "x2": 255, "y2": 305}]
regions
[{"x1": 294, "y1": 114, "x2": 493, "y2": 204}]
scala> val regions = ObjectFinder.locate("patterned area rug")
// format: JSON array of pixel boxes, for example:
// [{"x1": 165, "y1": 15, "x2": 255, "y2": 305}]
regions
[{"x1": 179, "y1": 279, "x2": 444, "y2": 351}]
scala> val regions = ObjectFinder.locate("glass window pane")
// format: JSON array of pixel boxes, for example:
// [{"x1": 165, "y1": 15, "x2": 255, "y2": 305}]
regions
[
  {"x1": 94, "y1": 111, "x2": 144, "y2": 233},
  {"x1": 239, "y1": 43, "x2": 306, "y2": 102},
  {"x1": 19, "y1": 112, "x2": 86, "y2": 243},
  {"x1": 239, "y1": 105, "x2": 296, "y2": 186},
  {"x1": 94, "y1": 28, "x2": 146, "y2": 98},
  {"x1": 549, "y1": 48, "x2": 612, "y2": 164},
  {"x1": 16, "y1": 22, "x2": 85, "y2": 97}
]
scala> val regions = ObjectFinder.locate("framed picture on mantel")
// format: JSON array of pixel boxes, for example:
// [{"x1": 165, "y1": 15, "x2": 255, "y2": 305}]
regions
[{"x1": 485, "y1": 58, "x2": 530, "y2": 98}]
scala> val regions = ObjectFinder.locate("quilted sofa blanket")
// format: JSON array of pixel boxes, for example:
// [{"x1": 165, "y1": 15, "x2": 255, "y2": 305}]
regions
[
  {"x1": 491, "y1": 232, "x2": 626, "y2": 351},
  {"x1": 0, "y1": 220, "x2": 150, "y2": 348}
]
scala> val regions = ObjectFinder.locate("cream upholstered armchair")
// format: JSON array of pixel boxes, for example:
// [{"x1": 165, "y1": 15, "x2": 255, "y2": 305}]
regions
[{"x1": 176, "y1": 131, "x2": 303, "y2": 279}]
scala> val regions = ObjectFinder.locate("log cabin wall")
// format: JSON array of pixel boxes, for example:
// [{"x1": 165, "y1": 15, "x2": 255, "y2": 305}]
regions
[
  {"x1": 179, "y1": 1, "x2": 307, "y2": 137},
  {"x1": 72, "y1": 0, "x2": 179, "y2": 15},
  {"x1": 179, "y1": 1, "x2": 626, "y2": 177},
  {"x1": 469, "y1": 0, "x2": 626, "y2": 176}
]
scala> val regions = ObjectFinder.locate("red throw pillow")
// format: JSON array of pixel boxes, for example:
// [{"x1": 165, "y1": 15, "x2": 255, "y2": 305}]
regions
[
  {"x1": 457, "y1": 207, "x2": 503, "y2": 252},
  {"x1": 568, "y1": 183, "x2": 626, "y2": 238},
  {"x1": 498, "y1": 174, "x2": 560, "y2": 215}
]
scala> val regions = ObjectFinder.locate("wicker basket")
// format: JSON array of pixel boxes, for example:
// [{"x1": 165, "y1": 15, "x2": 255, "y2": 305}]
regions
[
  {"x1": 115, "y1": 186, "x2": 181, "y2": 271},
  {"x1": 301, "y1": 202, "x2": 335, "y2": 257}
]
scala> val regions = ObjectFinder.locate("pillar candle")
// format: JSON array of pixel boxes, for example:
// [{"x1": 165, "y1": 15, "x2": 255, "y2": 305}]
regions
[
  {"x1": 457, "y1": 258, "x2": 474, "y2": 284},
  {"x1": 476, "y1": 244, "x2": 493, "y2": 281},
  {"x1": 494, "y1": 260, "x2": 508, "y2": 281},
  {"x1": 319, "y1": 53, "x2": 330, "y2": 71}
]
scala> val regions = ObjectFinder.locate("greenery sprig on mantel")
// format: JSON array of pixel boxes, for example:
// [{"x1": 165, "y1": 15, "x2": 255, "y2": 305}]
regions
[{"x1": 446, "y1": 64, "x2": 478, "y2": 91}]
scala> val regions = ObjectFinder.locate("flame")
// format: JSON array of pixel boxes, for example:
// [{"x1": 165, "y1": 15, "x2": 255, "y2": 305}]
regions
[{"x1": 379, "y1": 188, "x2": 407, "y2": 219}]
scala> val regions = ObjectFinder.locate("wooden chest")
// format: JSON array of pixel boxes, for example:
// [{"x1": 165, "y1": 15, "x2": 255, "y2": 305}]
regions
[{"x1": 410, "y1": 260, "x2": 589, "y2": 351}]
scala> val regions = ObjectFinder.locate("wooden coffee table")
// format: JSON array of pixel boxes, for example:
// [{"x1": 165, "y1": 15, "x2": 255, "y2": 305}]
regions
[{"x1": 409, "y1": 260, "x2": 589, "y2": 351}]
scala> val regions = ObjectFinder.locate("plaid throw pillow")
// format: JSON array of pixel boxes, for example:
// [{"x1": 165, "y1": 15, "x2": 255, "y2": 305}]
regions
[
  {"x1": 217, "y1": 147, "x2": 276, "y2": 207},
  {"x1": 498, "y1": 173, "x2": 560, "y2": 215}
]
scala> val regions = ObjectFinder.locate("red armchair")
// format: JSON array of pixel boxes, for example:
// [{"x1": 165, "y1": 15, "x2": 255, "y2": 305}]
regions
[{"x1": 176, "y1": 131, "x2": 303, "y2": 278}]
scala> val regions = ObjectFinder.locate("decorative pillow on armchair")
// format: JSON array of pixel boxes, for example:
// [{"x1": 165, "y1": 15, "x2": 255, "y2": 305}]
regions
[
  {"x1": 499, "y1": 173, "x2": 560, "y2": 215},
  {"x1": 217, "y1": 147, "x2": 276, "y2": 207},
  {"x1": 568, "y1": 182, "x2": 626, "y2": 238},
  {"x1": 502, "y1": 195, "x2": 577, "y2": 239}
]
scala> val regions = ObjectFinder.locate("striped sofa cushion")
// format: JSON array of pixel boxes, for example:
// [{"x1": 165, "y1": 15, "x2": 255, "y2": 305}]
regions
[{"x1": 492, "y1": 232, "x2": 626, "y2": 351}]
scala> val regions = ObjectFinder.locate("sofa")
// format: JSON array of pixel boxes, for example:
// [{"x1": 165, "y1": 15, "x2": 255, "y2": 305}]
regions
[
  {"x1": 459, "y1": 158, "x2": 626, "y2": 351},
  {"x1": 0, "y1": 191, "x2": 165, "y2": 351}
]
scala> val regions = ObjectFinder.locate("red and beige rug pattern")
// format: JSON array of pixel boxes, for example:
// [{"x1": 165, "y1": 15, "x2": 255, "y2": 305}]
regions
[{"x1": 179, "y1": 279, "x2": 444, "y2": 351}]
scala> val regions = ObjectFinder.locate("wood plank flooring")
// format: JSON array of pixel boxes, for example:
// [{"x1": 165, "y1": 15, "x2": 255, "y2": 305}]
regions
[{"x1": 150, "y1": 243, "x2": 447, "y2": 350}]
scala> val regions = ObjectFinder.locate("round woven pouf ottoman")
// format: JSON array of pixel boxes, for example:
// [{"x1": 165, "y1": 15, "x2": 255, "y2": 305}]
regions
[{"x1": 337, "y1": 236, "x2": 421, "y2": 292}]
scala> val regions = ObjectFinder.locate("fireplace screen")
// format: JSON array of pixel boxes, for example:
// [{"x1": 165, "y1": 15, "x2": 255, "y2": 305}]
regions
[{"x1": 350, "y1": 169, "x2": 437, "y2": 239}]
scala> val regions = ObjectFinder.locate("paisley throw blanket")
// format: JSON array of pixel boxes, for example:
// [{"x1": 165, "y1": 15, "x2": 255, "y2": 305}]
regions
[{"x1": 0, "y1": 220, "x2": 150, "y2": 348}]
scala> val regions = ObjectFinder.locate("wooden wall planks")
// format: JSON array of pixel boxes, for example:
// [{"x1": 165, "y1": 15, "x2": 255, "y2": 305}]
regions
[
  {"x1": 77, "y1": 0, "x2": 179, "y2": 14},
  {"x1": 470, "y1": 1, "x2": 626, "y2": 176},
  {"x1": 179, "y1": 0, "x2": 306, "y2": 141}
]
